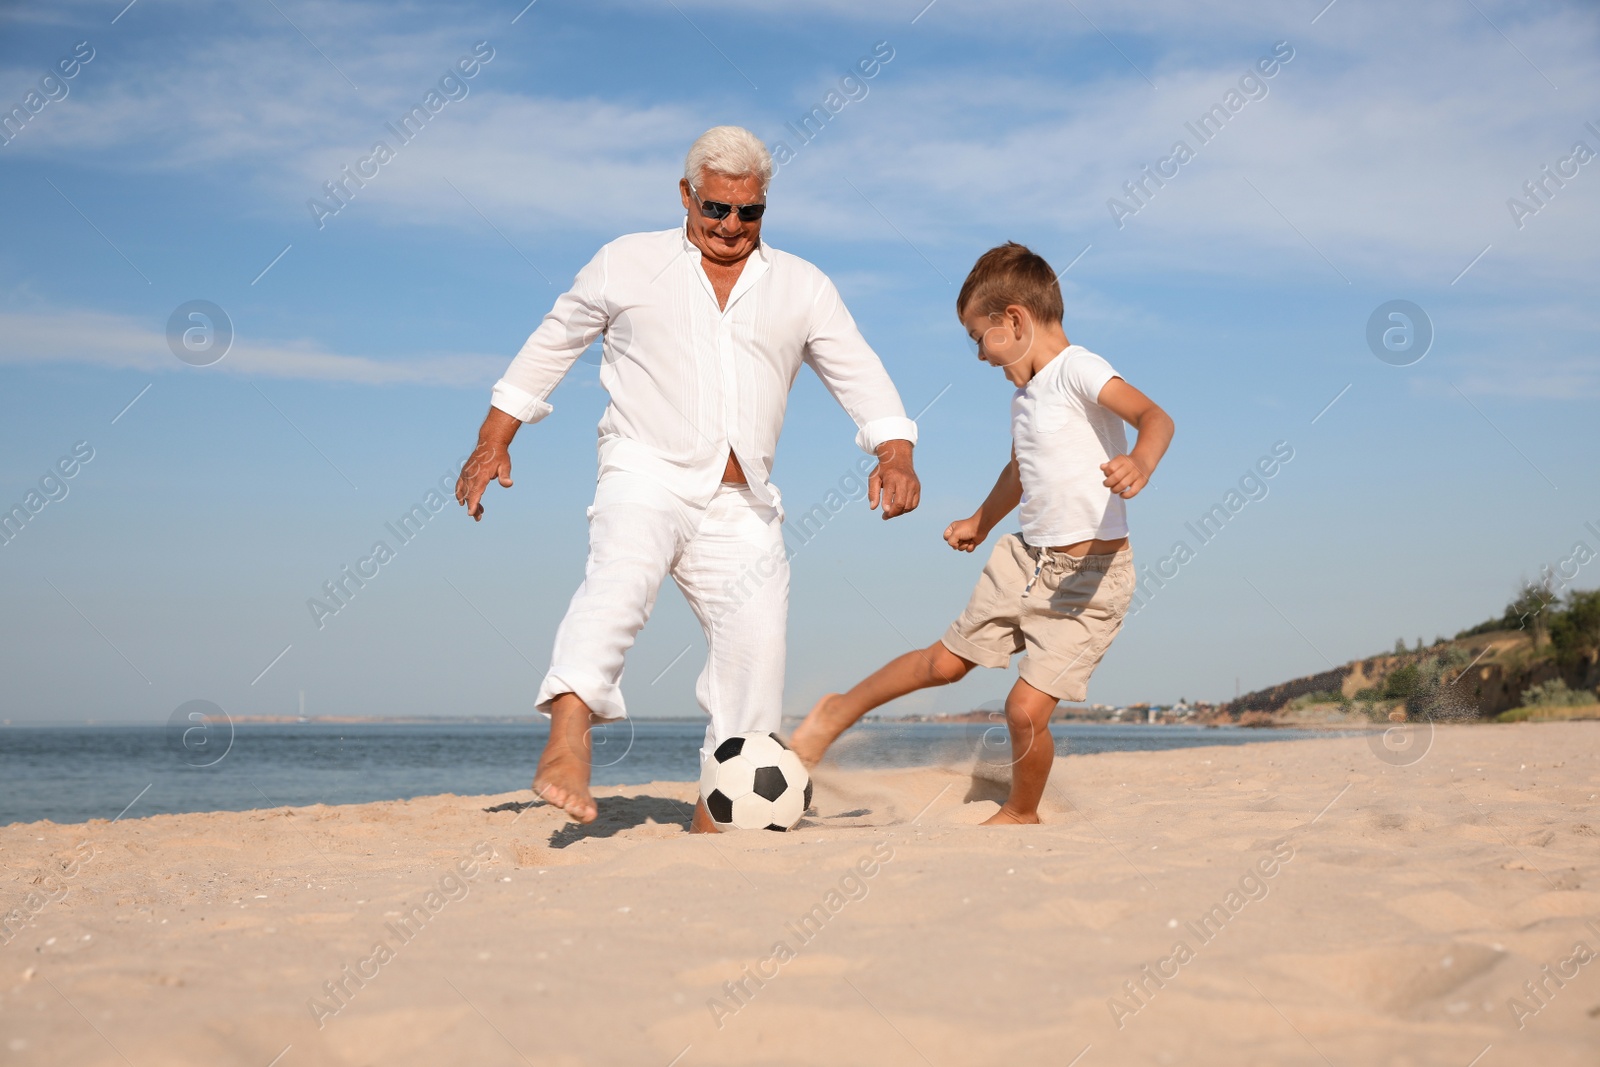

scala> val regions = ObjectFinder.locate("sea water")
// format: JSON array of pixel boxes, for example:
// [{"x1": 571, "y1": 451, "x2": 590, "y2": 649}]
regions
[{"x1": 0, "y1": 720, "x2": 1333, "y2": 826}]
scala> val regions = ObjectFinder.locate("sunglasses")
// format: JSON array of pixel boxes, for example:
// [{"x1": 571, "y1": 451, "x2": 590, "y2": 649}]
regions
[{"x1": 690, "y1": 184, "x2": 766, "y2": 223}]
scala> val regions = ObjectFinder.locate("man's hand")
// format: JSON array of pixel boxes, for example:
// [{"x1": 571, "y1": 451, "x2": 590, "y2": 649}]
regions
[
  {"x1": 1100, "y1": 454, "x2": 1149, "y2": 499},
  {"x1": 456, "y1": 407, "x2": 520, "y2": 521},
  {"x1": 944, "y1": 515, "x2": 985, "y2": 552},
  {"x1": 868, "y1": 441, "x2": 920, "y2": 519}
]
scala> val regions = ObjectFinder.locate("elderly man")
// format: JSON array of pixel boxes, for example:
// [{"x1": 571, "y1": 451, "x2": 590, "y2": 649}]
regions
[{"x1": 456, "y1": 126, "x2": 921, "y2": 831}]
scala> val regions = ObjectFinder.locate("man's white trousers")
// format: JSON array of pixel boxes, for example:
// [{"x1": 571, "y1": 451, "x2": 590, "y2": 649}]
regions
[{"x1": 535, "y1": 469, "x2": 789, "y2": 761}]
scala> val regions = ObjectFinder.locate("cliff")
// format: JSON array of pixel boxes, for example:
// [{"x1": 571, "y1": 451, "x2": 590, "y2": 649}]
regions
[{"x1": 1222, "y1": 630, "x2": 1599, "y2": 721}]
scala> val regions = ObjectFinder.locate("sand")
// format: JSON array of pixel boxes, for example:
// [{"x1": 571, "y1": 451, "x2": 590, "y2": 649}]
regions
[{"x1": 2, "y1": 722, "x2": 1597, "y2": 1066}]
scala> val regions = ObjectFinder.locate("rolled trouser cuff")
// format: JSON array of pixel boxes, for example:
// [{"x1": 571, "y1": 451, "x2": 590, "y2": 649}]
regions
[{"x1": 535, "y1": 670, "x2": 627, "y2": 720}]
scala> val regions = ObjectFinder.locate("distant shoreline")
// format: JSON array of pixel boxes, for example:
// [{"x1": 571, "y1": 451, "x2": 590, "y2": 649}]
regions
[
  {"x1": 3, "y1": 713, "x2": 1222, "y2": 729},
  {"x1": 9, "y1": 711, "x2": 1592, "y2": 731}
]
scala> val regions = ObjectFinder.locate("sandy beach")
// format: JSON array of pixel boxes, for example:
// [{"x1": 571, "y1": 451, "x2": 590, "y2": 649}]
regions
[{"x1": 3, "y1": 722, "x2": 1597, "y2": 1066}]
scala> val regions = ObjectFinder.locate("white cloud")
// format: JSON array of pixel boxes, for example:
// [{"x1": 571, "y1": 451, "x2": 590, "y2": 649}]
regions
[
  {"x1": 3, "y1": 0, "x2": 1597, "y2": 293},
  {"x1": 0, "y1": 308, "x2": 505, "y2": 386},
  {"x1": 1414, "y1": 296, "x2": 1600, "y2": 399},
  {"x1": 1451, "y1": 358, "x2": 1599, "y2": 400},
  {"x1": 294, "y1": 94, "x2": 705, "y2": 237},
  {"x1": 764, "y1": 14, "x2": 1600, "y2": 287}
]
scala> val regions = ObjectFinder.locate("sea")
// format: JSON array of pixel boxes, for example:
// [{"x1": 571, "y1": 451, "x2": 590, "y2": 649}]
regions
[{"x1": 0, "y1": 720, "x2": 1338, "y2": 826}]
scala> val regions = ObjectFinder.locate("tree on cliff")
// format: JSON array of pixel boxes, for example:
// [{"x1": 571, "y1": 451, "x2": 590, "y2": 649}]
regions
[
  {"x1": 1456, "y1": 580, "x2": 1564, "y2": 643},
  {"x1": 1549, "y1": 589, "x2": 1600, "y2": 667}
]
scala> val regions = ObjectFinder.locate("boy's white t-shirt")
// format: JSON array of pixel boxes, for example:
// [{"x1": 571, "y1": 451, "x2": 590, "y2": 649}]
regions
[{"x1": 1011, "y1": 345, "x2": 1129, "y2": 547}]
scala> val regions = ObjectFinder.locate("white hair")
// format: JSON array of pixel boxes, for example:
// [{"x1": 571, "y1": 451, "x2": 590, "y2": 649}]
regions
[{"x1": 684, "y1": 126, "x2": 773, "y2": 194}]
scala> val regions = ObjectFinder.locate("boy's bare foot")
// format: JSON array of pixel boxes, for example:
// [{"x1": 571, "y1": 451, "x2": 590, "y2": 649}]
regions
[
  {"x1": 532, "y1": 746, "x2": 597, "y2": 823},
  {"x1": 790, "y1": 693, "x2": 849, "y2": 766},
  {"x1": 980, "y1": 806, "x2": 1040, "y2": 826},
  {"x1": 689, "y1": 798, "x2": 720, "y2": 834}
]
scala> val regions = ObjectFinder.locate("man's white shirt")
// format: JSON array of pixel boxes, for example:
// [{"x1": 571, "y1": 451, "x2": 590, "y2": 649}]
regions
[{"x1": 490, "y1": 224, "x2": 917, "y2": 513}]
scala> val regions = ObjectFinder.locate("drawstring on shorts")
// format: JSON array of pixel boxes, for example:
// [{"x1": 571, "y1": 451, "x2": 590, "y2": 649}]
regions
[
  {"x1": 1021, "y1": 541, "x2": 1116, "y2": 598},
  {"x1": 1022, "y1": 551, "x2": 1047, "y2": 597}
]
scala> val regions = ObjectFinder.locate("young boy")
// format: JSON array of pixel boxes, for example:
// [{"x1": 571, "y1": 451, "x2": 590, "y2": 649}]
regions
[{"x1": 789, "y1": 242, "x2": 1174, "y2": 824}]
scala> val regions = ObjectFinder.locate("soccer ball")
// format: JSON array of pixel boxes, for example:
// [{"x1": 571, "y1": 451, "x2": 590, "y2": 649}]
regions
[{"x1": 699, "y1": 732, "x2": 812, "y2": 832}]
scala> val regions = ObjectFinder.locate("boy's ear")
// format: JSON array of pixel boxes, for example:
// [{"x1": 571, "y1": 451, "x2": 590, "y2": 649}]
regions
[{"x1": 1006, "y1": 304, "x2": 1033, "y2": 341}]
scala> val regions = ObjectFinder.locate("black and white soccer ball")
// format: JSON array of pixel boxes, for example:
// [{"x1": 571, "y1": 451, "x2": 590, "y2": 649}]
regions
[{"x1": 699, "y1": 732, "x2": 812, "y2": 832}]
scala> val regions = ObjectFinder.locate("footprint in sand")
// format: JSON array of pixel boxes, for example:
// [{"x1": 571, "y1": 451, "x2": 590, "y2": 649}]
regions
[
  {"x1": 1268, "y1": 941, "x2": 1505, "y2": 1013},
  {"x1": 1387, "y1": 890, "x2": 1499, "y2": 934},
  {"x1": 1508, "y1": 889, "x2": 1600, "y2": 927}
]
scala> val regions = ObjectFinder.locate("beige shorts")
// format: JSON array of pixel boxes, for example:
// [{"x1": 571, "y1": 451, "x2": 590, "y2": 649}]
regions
[{"x1": 941, "y1": 534, "x2": 1135, "y2": 702}]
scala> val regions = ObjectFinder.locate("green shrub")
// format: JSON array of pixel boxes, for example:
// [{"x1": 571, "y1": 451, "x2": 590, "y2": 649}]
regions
[
  {"x1": 1549, "y1": 590, "x2": 1600, "y2": 666},
  {"x1": 1456, "y1": 581, "x2": 1562, "y2": 640},
  {"x1": 1520, "y1": 679, "x2": 1596, "y2": 708},
  {"x1": 1287, "y1": 690, "x2": 1347, "y2": 710},
  {"x1": 1358, "y1": 701, "x2": 1395, "y2": 722},
  {"x1": 1383, "y1": 663, "x2": 1420, "y2": 700}
]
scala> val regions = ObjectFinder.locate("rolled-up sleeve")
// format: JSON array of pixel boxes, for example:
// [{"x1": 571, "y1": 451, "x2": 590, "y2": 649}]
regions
[
  {"x1": 802, "y1": 274, "x2": 918, "y2": 453},
  {"x1": 490, "y1": 247, "x2": 611, "y2": 424}
]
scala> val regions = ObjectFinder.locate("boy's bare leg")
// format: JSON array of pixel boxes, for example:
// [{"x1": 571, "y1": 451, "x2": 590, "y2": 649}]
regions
[
  {"x1": 982, "y1": 677, "x2": 1059, "y2": 825},
  {"x1": 532, "y1": 693, "x2": 599, "y2": 823},
  {"x1": 790, "y1": 641, "x2": 974, "y2": 766}
]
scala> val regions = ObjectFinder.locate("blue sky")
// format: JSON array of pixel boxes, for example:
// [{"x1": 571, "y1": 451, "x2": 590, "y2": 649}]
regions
[{"x1": 1, "y1": 0, "x2": 1596, "y2": 725}]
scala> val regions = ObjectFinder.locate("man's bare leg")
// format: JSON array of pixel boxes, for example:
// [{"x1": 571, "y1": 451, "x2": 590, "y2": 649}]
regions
[
  {"x1": 532, "y1": 693, "x2": 599, "y2": 823},
  {"x1": 981, "y1": 678, "x2": 1059, "y2": 825},
  {"x1": 790, "y1": 641, "x2": 974, "y2": 766},
  {"x1": 689, "y1": 798, "x2": 719, "y2": 833}
]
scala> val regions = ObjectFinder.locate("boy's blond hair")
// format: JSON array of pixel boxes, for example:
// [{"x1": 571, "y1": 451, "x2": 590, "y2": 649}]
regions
[{"x1": 955, "y1": 242, "x2": 1063, "y2": 325}]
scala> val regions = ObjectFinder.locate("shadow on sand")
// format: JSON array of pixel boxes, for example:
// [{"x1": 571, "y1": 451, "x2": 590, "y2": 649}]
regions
[{"x1": 484, "y1": 795, "x2": 694, "y2": 848}]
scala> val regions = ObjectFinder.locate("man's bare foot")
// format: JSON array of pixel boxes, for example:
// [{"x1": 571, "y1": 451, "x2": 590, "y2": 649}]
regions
[
  {"x1": 981, "y1": 806, "x2": 1040, "y2": 826},
  {"x1": 689, "y1": 798, "x2": 720, "y2": 834},
  {"x1": 790, "y1": 693, "x2": 850, "y2": 767},
  {"x1": 532, "y1": 746, "x2": 597, "y2": 823}
]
